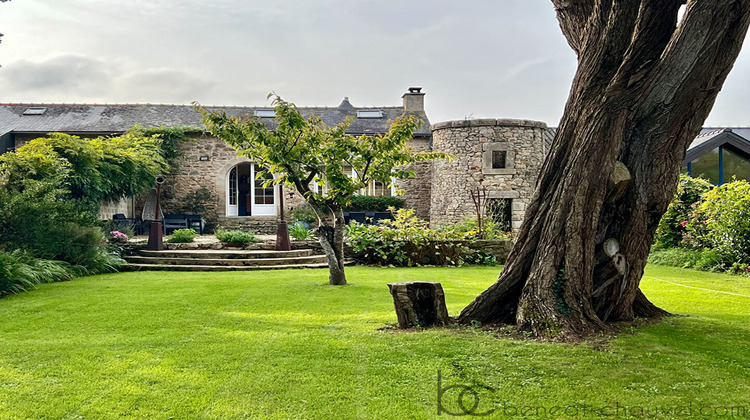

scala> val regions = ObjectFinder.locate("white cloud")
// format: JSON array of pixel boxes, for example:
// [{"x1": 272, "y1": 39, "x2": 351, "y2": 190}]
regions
[{"x1": 0, "y1": 0, "x2": 748, "y2": 126}]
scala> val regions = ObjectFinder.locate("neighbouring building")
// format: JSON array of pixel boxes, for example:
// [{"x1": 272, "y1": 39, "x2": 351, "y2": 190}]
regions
[
  {"x1": 2, "y1": 89, "x2": 749, "y2": 234},
  {"x1": 681, "y1": 128, "x2": 750, "y2": 185}
]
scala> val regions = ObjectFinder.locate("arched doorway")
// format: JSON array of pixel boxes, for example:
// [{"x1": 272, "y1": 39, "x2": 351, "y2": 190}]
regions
[{"x1": 226, "y1": 162, "x2": 276, "y2": 217}]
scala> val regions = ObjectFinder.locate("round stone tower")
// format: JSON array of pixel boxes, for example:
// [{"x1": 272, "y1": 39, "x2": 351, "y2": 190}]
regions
[{"x1": 430, "y1": 118, "x2": 548, "y2": 231}]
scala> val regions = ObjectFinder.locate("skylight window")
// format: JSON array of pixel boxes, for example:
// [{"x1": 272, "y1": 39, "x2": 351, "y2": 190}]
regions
[
  {"x1": 23, "y1": 107, "x2": 47, "y2": 116},
  {"x1": 254, "y1": 109, "x2": 276, "y2": 118},
  {"x1": 357, "y1": 110, "x2": 383, "y2": 119}
]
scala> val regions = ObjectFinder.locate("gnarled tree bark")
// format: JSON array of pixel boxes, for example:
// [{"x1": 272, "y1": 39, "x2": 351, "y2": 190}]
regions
[{"x1": 459, "y1": 0, "x2": 750, "y2": 338}]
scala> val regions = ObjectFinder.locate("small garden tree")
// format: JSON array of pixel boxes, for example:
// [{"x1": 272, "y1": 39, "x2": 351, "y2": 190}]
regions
[{"x1": 197, "y1": 95, "x2": 450, "y2": 285}]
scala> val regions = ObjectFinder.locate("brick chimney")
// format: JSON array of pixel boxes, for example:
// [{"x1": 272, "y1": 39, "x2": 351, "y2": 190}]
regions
[{"x1": 402, "y1": 87, "x2": 425, "y2": 113}]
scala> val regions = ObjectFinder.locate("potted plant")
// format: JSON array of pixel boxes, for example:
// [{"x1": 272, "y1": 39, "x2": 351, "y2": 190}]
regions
[{"x1": 289, "y1": 204, "x2": 317, "y2": 229}]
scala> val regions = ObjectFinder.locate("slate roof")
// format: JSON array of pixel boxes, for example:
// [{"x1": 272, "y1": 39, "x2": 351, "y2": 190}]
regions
[
  {"x1": 0, "y1": 102, "x2": 432, "y2": 139},
  {"x1": 544, "y1": 127, "x2": 557, "y2": 152}
]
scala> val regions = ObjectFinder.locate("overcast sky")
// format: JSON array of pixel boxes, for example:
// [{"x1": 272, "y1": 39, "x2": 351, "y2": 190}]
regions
[{"x1": 1, "y1": 0, "x2": 749, "y2": 126}]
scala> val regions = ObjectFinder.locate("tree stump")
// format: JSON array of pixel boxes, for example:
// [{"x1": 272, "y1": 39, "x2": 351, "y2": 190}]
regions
[{"x1": 387, "y1": 281, "x2": 449, "y2": 328}]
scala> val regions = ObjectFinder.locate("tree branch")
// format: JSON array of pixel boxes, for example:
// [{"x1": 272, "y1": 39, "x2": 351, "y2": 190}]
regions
[{"x1": 551, "y1": 0, "x2": 596, "y2": 54}]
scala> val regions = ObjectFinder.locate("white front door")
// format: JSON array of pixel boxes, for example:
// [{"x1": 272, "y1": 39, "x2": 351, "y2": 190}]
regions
[
  {"x1": 251, "y1": 164, "x2": 276, "y2": 216},
  {"x1": 226, "y1": 166, "x2": 239, "y2": 216}
]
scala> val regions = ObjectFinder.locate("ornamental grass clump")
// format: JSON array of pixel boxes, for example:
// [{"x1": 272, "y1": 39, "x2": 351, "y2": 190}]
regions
[
  {"x1": 0, "y1": 249, "x2": 75, "y2": 295},
  {"x1": 215, "y1": 230, "x2": 261, "y2": 244},
  {"x1": 288, "y1": 224, "x2": 314, "y2": 241},
  {"x1": 167, "y1": 228, "x2": 198, "y2": 243}
]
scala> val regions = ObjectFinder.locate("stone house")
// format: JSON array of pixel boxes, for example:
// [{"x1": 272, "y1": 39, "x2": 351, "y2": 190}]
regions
[
  {"x1": 0, "y1": 89, "x2": 432, "y2": 233},
  {"x1": 2, "y1": 89, "x2": 748, "y2": 234}
]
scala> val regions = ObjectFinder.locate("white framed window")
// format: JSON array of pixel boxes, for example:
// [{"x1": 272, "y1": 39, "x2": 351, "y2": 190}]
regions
[
  {"x1": 228, "y1": 167, "x2": 238, "y2": 206},
  {"x1": 343, "y1": 165, "x2": 395, "y2": 196}
]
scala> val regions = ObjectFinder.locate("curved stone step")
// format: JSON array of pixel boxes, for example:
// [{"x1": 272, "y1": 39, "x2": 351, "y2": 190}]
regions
[
  {"x1": 125, "y1": 263, "x2": 330, "y2": 271},
  {"x1": 125, "y1": 255, "x2": 328, "y2": 266},
  {"x1": 137, "y1": 249, "x2": 313, "y2": 259}
]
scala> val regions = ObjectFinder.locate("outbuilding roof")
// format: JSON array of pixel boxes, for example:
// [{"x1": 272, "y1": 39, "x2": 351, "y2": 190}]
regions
[{"x1": 685, "y1": 128, "x2": 750, "y2": 162}]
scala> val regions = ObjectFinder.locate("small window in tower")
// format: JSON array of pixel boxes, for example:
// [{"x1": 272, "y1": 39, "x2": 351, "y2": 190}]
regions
[{"x1": 492, "y1": 150, "x2": 507, "y2": 169}]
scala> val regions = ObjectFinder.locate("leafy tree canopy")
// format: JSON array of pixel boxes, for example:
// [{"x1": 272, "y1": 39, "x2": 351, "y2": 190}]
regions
[
  {"x1": 0, "y1": 130, "x2": 169, "y2": 206},
  {"x1": 198, "y1": 95, "x2": 450, "y2": 212},
  {"x1": 197, "y1": 94, "x2": 451, "y2": 285}
]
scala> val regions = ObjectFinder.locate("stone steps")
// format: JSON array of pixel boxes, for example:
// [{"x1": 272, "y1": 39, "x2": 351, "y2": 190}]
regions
[
  {"x1": 125, "y1": 263, "x2": 330, "y2": 272},
  {"x1": 125, "y1": 255, "x2": 328, "y2": 267},
  {"x1": 137, "y1": 249, "x2": 313, "y2": 259},
  {"x1": 124, "y1": 248, "x2": 331, "y2": 271}
]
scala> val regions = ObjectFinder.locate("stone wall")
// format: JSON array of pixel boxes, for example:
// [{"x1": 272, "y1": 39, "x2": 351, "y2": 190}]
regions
[
  {"x1": 430, "y1": 119, "x2": 547, "y2": 231},
  {"x1": 396, "y1": 136, "x2": 432, "y2": 220},
  {"x1": 100, "y1": 197, "x2": 135, "y2": 220},
  {"x1": 160, "y1": 132, "x2": 240, "y2": 222}
]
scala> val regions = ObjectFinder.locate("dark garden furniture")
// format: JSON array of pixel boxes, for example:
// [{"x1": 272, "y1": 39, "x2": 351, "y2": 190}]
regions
[
  {"x1": 372, "y1": 212, "x2": 394, "y2": 224},
  {"x1": 161, "y1": 214, "x2": 203, "y2": 235},
  {"x1": 163, "y1": 214, "x2": 189, "y2": 235},
  {"x1": 348, "y1": 212, "x2": 367, "y2": 225},
  {"x1": 112, "y1": 213, "x2": 134, "y2": 229},
  {"x1": 186, "y1": 214, "x2": 204, "y2": 235},
  {"x1": 344, "y1": 211, "x2": 394, "y2": 225}
]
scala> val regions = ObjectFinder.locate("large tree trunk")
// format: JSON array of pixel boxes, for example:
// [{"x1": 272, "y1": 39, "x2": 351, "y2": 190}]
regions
[
  {"x1": 315, "y1": 207, "x2": 347, "y2": 285},
  {"x1": 459, "y1": 0, "x2": 750, "y2": 338}
]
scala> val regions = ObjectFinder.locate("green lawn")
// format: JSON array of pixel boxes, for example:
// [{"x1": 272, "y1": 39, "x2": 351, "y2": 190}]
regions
[{"x1": 0, "y1": 266, "x2": 748, "y2": 419}]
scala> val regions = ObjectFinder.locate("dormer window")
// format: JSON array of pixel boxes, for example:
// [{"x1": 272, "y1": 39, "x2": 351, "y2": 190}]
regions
[
  {"x1": 23, "y1": 107, "x2": 47, "y2": 116},
  {"x1": 254, "y1": 109, "x2": 276, "y2": 118},
  {"x1": 357, "y1": 110, "x2": 383, "y2": 119}
]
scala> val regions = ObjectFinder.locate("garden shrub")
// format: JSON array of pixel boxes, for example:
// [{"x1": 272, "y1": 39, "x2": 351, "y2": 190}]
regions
[
  {"x1": 648, "y1": 247, "x2": 736, "y2": 272},
  {"x1": 685, "y1": 180, "x2": 750, "y2": 264},
  {"x1": 647, "y1": 247, "x2": 704, "y2": 268},
  {"x1": 289, "y1": 204, "x2": 318, "y2": 224},
  {"x1": 346, "y1": 208, "x2": 477, "y2": 266},
  {"x1": 168, "y1": 228, "x2": 198, "y2": 243},
  {"x1": 654, "y1": 175, "x2": 712, "y2": 249},
  {"x1": 0, "y1": 178, "x2": 124, "y2": 277},
  {"x1": 462, "y1": 249, "x2": 498, "y2": 266},
  {"x1": 215, "y1": 230, "x2": 261, "y2": 244},
  {"x1": 447, "y1": 216, "x2": 512, "y2": 240},
  {"x1": 344, "y1": 196, "x2": 405, "y2": 212}
]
